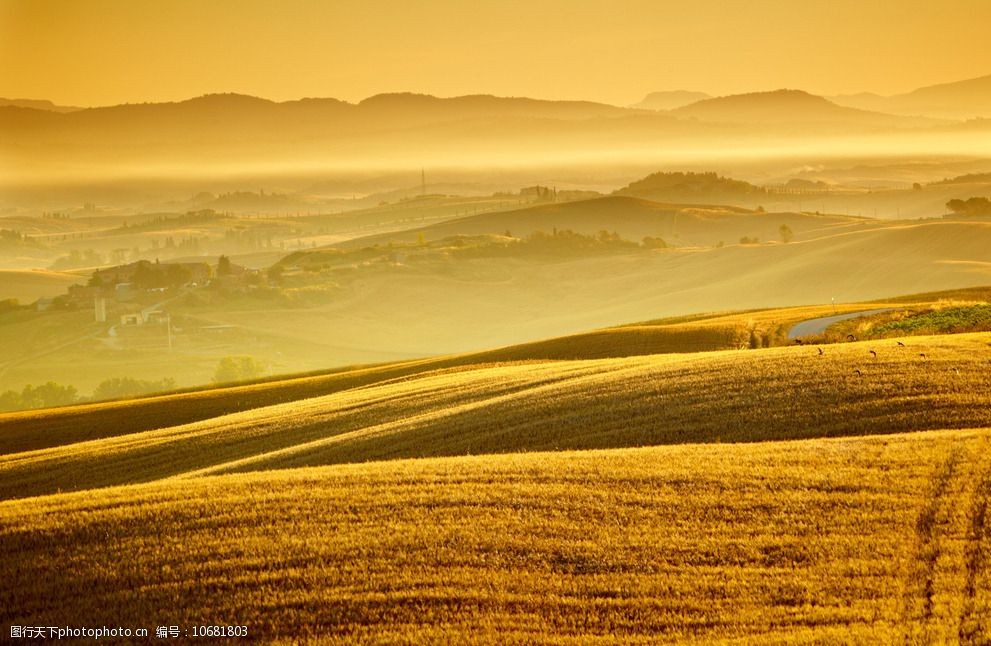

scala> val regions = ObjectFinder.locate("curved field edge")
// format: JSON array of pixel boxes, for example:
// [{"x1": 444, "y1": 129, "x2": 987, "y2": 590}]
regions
[
  {"x1": 2, "y1": 333, "x2": 990, "y2": 500},
  {"x1": 2, "y1": 429, "x2": 990, "y2": 643}
]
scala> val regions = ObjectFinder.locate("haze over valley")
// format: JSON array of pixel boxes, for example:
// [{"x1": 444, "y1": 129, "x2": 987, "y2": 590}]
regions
[{"x1": 4, "y1": 1, "x2": 991, "y2": 642}]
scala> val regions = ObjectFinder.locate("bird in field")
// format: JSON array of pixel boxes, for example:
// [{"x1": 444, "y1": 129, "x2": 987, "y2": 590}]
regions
[
  {"x1": 869, "y1": 349, "x2": 877, "y2": 358},
  {"x1": 846, "y1": 334, "x2": 857, "y2": 342},
  {"x1": 897, "y1": 341, "x2": 905, "y2": 347},
  {"x1": 818, "y1": 347, "x2": 824, "y2": 356},
  {"x1": 920, "y1": 353, "x2": 927, "y2": 360},
  {"x1": 853, "y1": 369, "x2": 862, "y2": 376}
]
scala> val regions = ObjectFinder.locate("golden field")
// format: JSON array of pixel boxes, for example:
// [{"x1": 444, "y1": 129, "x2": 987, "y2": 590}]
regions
[
  {"x1": 1, "y1": 303, "x2": 990, "y2": 642},
  {"x1": 2, "y1": 332, "x2": 990, "y2": 501},
  {"x1": 2, "y1": 428, "x2": 990, "y2": 643}
]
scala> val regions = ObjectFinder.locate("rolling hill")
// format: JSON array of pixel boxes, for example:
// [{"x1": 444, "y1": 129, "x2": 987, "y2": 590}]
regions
[
  {"x1": 631, "y1": 90, "x2": 711, "y2": 111},
  {"x1": 1, "y1": 324, "x2": 991, "y2": 640},
  {"x1": 2, "y1": 281, "x2": 991, "y2": 641},
  {"x1": 314, "y1": 195, "x2": 859, "y2": 250},
  {"x1": 0, "y1": 97, "x2": 82, "y2": 112},
  {"x1": 674, "y1": 89, "x2": 940, "y2": 128},
  {"x1": 0, "y1": 92, "x2": 634, "y2": 145},
  {"x1": 2, "y1": 427, "x2": 989, "y2": 643},
  {"x1": 0, "y1": 269, "x2": 81, "y2": 303},
  {"x1": 2, "y1": 89, "x2": 967, "y2": 189},
  {"x1": 2, "y1": 327, "x2": 989, "y2": 500},
  {"x1": 0, "y1": 301, "x2": 906, "y2": 451},
  {"x1": 832, "y1": 73, "x2": 991, "y2": 120}
]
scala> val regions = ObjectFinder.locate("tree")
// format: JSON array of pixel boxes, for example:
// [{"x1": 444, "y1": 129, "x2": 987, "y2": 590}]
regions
[
  {"x1": 946, "y1": 197, "x2": 991, "y2": 217},
  {"x1": 779, "y1": 224, "x2": 794, "y2": 243},
  {"x1": 0, "y1": 390, "x2": 21, "y2": 412},
  {"x1": 217, "y1": 255, "x2": 233, "y2": 276},
  {"x1": 18, "y1": 382, "x2": 78, "y2": 409},
  {"x1": 642, "y1": 236, "x2": 668, "y2": 249},
  {"x1": 213, "y1": 356, "x2": 265, "y2": 384},
  {"x1": 93, "y1": 377, "x2": 177, "y2": 400}
]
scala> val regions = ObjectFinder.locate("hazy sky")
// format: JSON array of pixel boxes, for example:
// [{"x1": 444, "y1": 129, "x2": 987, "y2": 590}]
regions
[{"x1": 3, "y1": 0, "x2": 991, "y2": 107}]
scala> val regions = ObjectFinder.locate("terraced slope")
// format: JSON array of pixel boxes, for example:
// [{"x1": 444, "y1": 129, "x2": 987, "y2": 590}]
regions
[{"x1": 2, "y1": 428, "x2": 990, "y2": 643}]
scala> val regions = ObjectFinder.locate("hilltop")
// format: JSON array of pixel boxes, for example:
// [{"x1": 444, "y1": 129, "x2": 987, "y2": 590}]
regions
[
  {"x1": 631, "y1": 90, "x2": 711, "y2": 110},
  {"x1": 315, "y1": 194, "x2": 857, "y2": 251},
  {"x1": 613, "y1": 171, "x2": 765, "y2": 201},
  {"x1": 674, "y1": 89, "x2": 940, "y2": 128},
  {"x1": 832, "y1": 73, "x2": 991, "y2": 120},
  {"x1": 0, "y1": 97, "x2": 82, "y2": 113}
]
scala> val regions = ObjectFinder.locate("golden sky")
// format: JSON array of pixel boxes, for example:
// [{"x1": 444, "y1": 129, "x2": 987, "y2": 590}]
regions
[{"x1": 2, "y1": 0, "x2": 990, "y2": 107}]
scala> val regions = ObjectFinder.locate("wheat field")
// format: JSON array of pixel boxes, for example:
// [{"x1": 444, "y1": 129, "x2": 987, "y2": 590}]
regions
[
  {"x1": 2, "y1": 334, "x2": 989, "y2": 501},
  {"x1": 2, "y1": 428, "x2": 990, "y2": 643},
  {"x1": 2, "y1": 307, "x2": 991, "y2": 641}
]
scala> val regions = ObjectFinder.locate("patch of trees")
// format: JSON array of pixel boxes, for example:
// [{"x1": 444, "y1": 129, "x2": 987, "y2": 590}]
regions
[
  {"x1": 445, "y1": 229, "x2": 643, "y2": 259},
  {"x1": 0, "y1": 229, "x2": 35, "y2": 247},
  {"x1": 0, "y1": 382, "x2": 78, "y2": 412},
  {"x1": 92, "y1": 377, "x2": 177, "y2": 401},
  {"x1": 52, "y1": 248, "x2": 105, "y2": 270},
  {"x1": 0, "y1": 298, "x2": 20, "y2": 314},
  {"x1": 213, "y1": 355, "x2": 265, "y2": 384},
  {"x1": 934, "y1": 173, "x2": 991, "y2": 185},
  {"x1": 118, "y1": 210, "x2": 226, "y2": 233},
  {"x1": 0, "y1": 377, "x2": 181, "y2": 412},
  {"x1": 524, "y1": 229, "x2": 639, "y2": 252},
  {"x1": 131, "y1": 262, "x2": 193, "y2": 289},
  {"x1": 615, "y1": 171, "x2": 764, "y2": 199},
  {"x1": 223, "y1": 227, "x2": 278, "y2": 250},
  {"x1": 946, "y1": 197, "x2": 991, "y2": 217},
  {"x1": 740, "y1": 236, "x2": 760, "y2": 245}
]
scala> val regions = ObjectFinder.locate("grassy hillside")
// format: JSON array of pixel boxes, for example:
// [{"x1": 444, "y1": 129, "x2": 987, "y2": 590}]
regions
[
  {"x1": 3, "y1": 198, "x2": 989, "y2": 397},
  {"x1": 0, "y1": 300, "x2": 915, "y2": 449},
  {"x1": 0, "y1": 296, "x2": 979, "y2": 448},
  {"x1": 3, "y1": 332, "x2": 989, "y2": 500},
  {"x1": 2, "y1": 427, "x2": 990, "y2": 642},
  {"x1": 0, "y1": 269, "x2": 79, "y2": 302},
  {"x1": 317, "y1": 196, "x2": 859, "y2": 250}
]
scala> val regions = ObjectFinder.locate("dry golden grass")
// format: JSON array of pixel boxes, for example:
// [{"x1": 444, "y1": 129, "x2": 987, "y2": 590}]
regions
[
  {"x1": 2, "y1": 333, "x2": 989, "y2": 501},
  {"x1": 2, "y1": 428, "x2": 991, "y2": 643}
]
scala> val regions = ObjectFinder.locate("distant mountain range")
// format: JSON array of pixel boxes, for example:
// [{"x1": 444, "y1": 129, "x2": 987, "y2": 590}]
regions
[
  {"x1": 631, "y1": 91, "x2": 711, "y2": 111},
  {"x1": 634, "y1": 73, "x2": 991, "y2": 120},
  {"x1": 672, "y1": 89, "x2": 940, "y2": 128},
  {"x1": 0, "y1": 98, "x2": 82, "y2": 113},
  {"x1": 0, "y1": 87, "x2": 953, "y2": 148},
  {"x1": 829, "y1": 74, "x2": 991, "y2": 120},
  {"x1": 3, "y1": 78, "x2": 989, "y2": 184}
]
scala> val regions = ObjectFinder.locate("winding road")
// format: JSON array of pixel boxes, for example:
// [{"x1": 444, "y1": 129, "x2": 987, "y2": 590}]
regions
[{"x1": 787, "y1": 307, "x2": 897, "y2": 340}]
